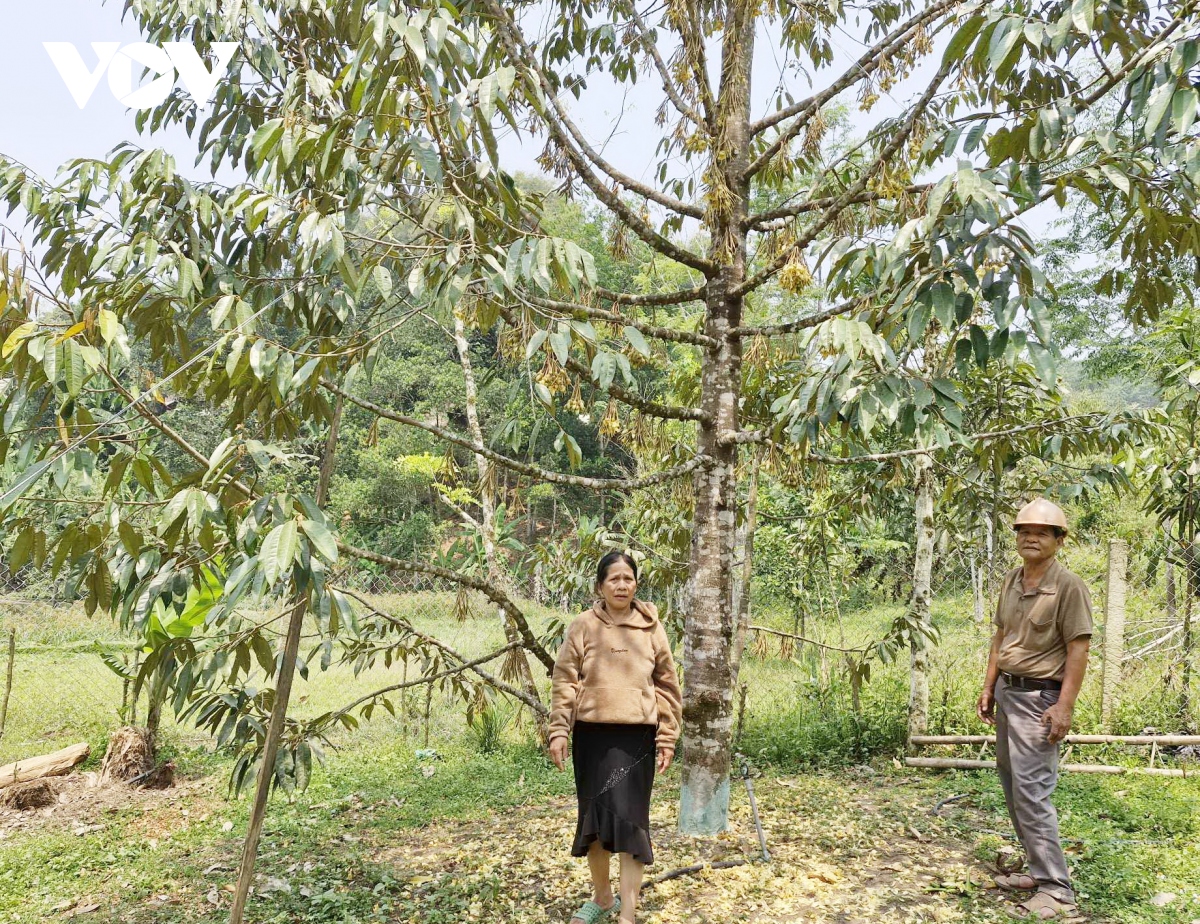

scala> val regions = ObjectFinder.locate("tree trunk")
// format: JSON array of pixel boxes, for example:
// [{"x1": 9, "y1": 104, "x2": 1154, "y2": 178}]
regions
[
  {"x1": 907, "y1": 448, "x2": 936, "y2": 742},
  {"x1": 678, "y1": 2, "x2": 754, "y2": 836},
  {"x1": 730, "y1": 453, "x2": 761, "y2": 688},
  {"x1": 453, "y1": 315, "x2": 546, "y2": 735}
]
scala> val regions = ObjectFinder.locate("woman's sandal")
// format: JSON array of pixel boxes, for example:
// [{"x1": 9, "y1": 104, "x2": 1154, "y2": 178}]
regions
[
  {"x1": 1006, "y1": 892, "x2": 1079, "y2": 920},
  {"x1": 569, "y1": 896, "x2": 621, "y2": 924},
  {"x1": 995, "y1": 873, "x2": 1038, "y2": 891}
]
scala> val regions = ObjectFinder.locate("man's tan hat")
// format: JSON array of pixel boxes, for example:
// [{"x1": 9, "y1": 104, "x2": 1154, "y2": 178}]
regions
[{"x1": 1012, "y1": 498, "x2": 1068, "y2": 532}]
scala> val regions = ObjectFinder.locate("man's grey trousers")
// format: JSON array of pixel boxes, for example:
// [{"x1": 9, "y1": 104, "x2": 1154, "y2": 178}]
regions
[{"x1": 994, "y1": 676, "x2": 1075, "y2": 903}]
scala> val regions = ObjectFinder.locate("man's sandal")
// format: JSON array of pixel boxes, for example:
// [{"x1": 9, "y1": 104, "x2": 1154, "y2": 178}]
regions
[
  {"x1": 569, "y1": 897, "x2": 621, "y2": 924},
  {"x1": 995, "y1": 873, "x2": 1038, "y2": 891},
  {"x1": 1006, "y1": 892, "x2": 1079, "y2": 920}
]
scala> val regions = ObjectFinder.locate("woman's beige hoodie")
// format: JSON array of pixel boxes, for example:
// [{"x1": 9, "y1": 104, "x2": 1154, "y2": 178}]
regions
[{"x1": 548, "y1": 599, "x2": 683, "y2": 751}]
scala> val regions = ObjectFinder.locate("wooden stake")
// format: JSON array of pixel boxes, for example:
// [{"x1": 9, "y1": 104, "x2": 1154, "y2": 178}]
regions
[
  {"x1": 1101, "y1": 539, "x2": 1128, "y2": 733},
  {"x1": 228, "y1": 595, "x2": 308, "y2": 924},
  {"x1": 0, "y1": 628, "x2": 14, "y2": 740}
]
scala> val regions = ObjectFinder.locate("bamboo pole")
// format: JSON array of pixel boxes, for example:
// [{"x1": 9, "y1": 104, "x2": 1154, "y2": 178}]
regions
[
  {"x1": 1101, "y1": 539, "x2": 1128, "y2": 733},
  {"x1": 910, "y1": 734, "x2": 1200, "y2": 746},
  {"x1": 905, "y1": 756, "x2": 1188, "y2": 778}
]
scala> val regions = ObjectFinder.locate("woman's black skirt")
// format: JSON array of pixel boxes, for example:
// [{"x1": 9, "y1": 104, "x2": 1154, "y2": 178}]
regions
[{"x1": 571, "y1": 720, "x2": 657, "y2": 864}]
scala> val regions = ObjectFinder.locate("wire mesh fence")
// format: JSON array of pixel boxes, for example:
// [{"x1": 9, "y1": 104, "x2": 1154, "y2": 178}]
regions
[{"x1": 0, "y1": 536, "x2": 1195, "y2": 771}]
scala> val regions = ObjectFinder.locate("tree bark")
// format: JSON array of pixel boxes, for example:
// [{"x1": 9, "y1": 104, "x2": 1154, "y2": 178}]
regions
[
  {"x1": 730, "y1": 454, "x2": 762, "y2": 687},
  {"x1": 678, "y1": 0, "x2": 754, "y2": 836},
  {"x1": 907, "y1": 448, "x2": 936, "y2": 742},
  {"x1": 453, "y1": 314, "x2": 546, "y2": 736}
]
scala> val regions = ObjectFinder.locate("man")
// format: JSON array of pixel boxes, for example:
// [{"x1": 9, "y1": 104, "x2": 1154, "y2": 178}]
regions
[{"x1": 976, "y1": 498, "x2": 1093, "y2": 921}]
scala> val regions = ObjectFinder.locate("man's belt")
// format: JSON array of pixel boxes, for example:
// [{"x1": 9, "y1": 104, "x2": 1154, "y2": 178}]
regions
[{"x1": 1001, "y1": 671, "x2": 1062, "y2": 692}]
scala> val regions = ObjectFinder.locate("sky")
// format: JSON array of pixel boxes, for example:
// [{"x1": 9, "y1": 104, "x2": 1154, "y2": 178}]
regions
[{"x1": 0, "y1": 1, "x2": 1061, "y2": 246}]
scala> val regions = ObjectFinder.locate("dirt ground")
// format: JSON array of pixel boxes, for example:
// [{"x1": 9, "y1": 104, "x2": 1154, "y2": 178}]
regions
[
  {"x1": 374, "y1": 770, "x2": 1028, "y2": 924},
  {"x1": 0, "y1": 770, "x2": 208, "y2": 843}
]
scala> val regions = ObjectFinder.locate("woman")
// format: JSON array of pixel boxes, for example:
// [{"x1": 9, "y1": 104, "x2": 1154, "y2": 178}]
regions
[{"x1": 548, "y1": 551, "x2": 683, "y2": 924}]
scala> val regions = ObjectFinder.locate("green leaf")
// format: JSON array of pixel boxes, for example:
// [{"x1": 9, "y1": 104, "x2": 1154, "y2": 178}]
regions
[
  {"x1": 62, "y1": 340, "x2": 86, "y2": 397},
  {"x1": 525, "y1": 329, "x2": 548, "y2": 359},
  {"x1": 301, "y1": 518, "x2": 339, "y2": 564},
  {"x1": 970, "y1": 325, "x2": 990, "y2": 368},
  {"x1": 549, "y1": 328, "x2": 571, "y2": 365},
  {"x1": 1143, "y1": 81, "x2": 1175, "y2": 137},
  {"x1": 1028, "y1": 340, "x2": 1057, "y2": 384},
  {"x1": 1173, "y1": 88, "x2": 1198, "y2": 136},
  {"x1": 372, "y1": 264, "x2": 393, "y2": 300},
  {"x1": 0, "y1": 457, "x2": 54, "y2": 512},
  {"x1": 624, "y1": 326, "x2": 651, "y2": 357},
  {"x1": 942, "y1": 14, "x2": 984, "y2": 67},
  {"x1": 261, "y1": 520, "x2": 300, "y2": 585}
]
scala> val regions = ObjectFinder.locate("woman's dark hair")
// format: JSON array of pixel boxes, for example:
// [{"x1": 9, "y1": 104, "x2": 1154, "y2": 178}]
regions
[{"x1": 595, "y1": 551, "x2": 638, "y2": 587}]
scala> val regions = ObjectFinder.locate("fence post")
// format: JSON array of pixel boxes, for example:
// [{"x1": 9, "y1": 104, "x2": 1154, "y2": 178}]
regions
[
  {"x1": 0, "y1": 628, "x2": 15, "y2": 740},
  {"x1": 1101, "y1": 539, "x2": 1129, "y2": 734}
]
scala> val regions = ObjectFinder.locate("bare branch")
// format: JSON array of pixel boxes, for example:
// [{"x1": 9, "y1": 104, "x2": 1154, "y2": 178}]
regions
[
  {"x1": 336, "y1": 587, "x2": 549, "y2": 715},
  {"x1": 335, "y1": 541, "x2": 556, "y2": 673},
  {"x1": 321, "y1": 378, "x2": 707, "y2": 484},
  {"x1": 523, "y1": 292, "x2": 716, "y2": 347},
  {"x1": 482, "y1": 0, "x2": 713, "y2": 274},
  {"x1": 747, "y1": 185, "x2": 930, "y2": 232},
  {"x1": 746, "y1": 0, "x2": 961, "y2": 176},
  {"x1": 346, "y1": 593, "x2": 542, "y2": 709},
  {"x1": 729, "y1": 295, "x2": 862, "y2": 339},
  {"x1": 624, "y1": 0, "x2": 706, "y2": 128},
  {"x1": 495, "y1": 304, "x2": 711, "y2": 422},
  {"x1": 327, "y1": 640, "x2": 525, "y2": 720},
  {"x1": 750, "y1": 625, "x2": 869, "y2": 655},
  {"x1": 593, "y1": 285, "x2": 707, "y2": 306},
  {"x1": 722, "y1": 413, "x2": 1130, "y2": 457},
  {"x1": 734, "y1": 64, "x2": 950, "y2": 298}
]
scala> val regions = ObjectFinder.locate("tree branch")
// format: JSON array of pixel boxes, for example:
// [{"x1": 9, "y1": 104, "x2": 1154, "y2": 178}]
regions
[
  {"x1": 337, "y1": 586, "x2": 550, "y2": 715},
  {"x1": 336, "y1": 586, "x2": 550, "y2": 715},
  {"x1": 321, "y1": 379, "x2": 706, "y2": 485},
  {"x1": 495, "y1": 304, "x2": 711, "y2": 423},
  {"x1": 593, "y1": 285, "x2": 707, "y2": 307},
  {"x1": 729, "y1": 295, "x2": 863, "y2": 339},
  {"x1": 523, "y1": 292, "x2": 716, "y2": 348},
  {"x1": 747, "y1": 185, "x2": 929, "y2": 232},
  {"x1": 746, "y1": 0, "x2": 960, "y2": 176},
  {"x1": 722, "y1": 413, "x2": 1128, "y2": 456},
  {"x1": 335, "y1": 541, "x2": 556, "y2": 673},
  {"x1": 624, "y1": 0, "x2": 706, "y2": 128},
  {"x1": 482, "y1": 0, "x2": 713, "y2": 274},
  {"x1": 750, "y1": 625, "x2": 869, "y2": 655},
  {"x1": 734, "y1": 64, "x2": 950, "y2": 298}
]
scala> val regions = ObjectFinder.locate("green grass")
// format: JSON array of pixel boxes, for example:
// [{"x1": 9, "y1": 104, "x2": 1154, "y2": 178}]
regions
[
  {"x1": 0, "y1": 583, "x2": 1196, "y2": 922},
  {"x1": 929, "y1": 770, "x2": 1200, "y2": 923}
]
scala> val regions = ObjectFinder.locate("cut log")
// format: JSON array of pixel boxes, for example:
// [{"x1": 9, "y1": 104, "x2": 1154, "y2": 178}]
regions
[
  {"x1": 0, "y1": 742, "x2": 90, "y2": 789},
  {"x1": 910, "y1": 734, "x2": 1200, "y2": 747},
  {"x1": 905, "y1": 757, "x2": 1189, "y2": 778}
]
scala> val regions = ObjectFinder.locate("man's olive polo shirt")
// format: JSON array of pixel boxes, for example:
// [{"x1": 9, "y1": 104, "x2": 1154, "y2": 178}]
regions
[{"x1": 993, "y1": 559, "x2": 1093, "y2": 680}]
